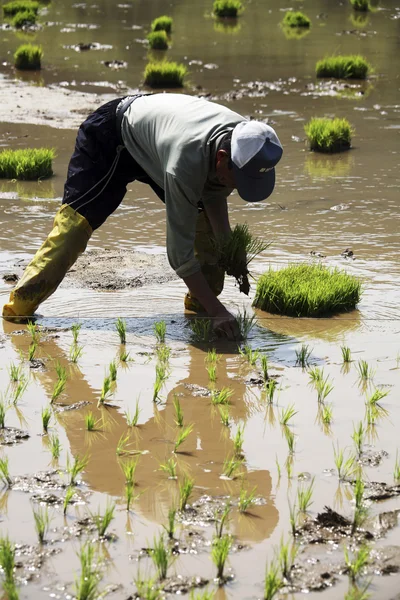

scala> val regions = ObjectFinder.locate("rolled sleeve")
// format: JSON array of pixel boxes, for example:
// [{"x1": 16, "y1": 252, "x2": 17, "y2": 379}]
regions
[{"x1": 164, "y1": 173, "x2": 201, "y2": 279}]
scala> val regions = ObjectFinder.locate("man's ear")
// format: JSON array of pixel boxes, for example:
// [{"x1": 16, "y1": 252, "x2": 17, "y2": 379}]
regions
[{"x1": 216, "y1": 149, "x2": 229, "y2": 165}]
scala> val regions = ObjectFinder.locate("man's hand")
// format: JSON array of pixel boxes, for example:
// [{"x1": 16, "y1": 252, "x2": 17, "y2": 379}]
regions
[{"x1": 213, "y1": 309, "x2": 242, "y2": 341}]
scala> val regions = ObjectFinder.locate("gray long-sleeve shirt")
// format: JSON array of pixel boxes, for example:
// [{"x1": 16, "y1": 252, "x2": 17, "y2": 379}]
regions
[{"x1": 120, "y1": 93, "x2": 245, "y2": 278}]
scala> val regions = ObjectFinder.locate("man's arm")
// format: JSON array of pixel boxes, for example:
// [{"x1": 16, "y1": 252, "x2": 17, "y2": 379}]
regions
[{"x1": 203, "y1": 196, "x2": 231, "y2": 238}]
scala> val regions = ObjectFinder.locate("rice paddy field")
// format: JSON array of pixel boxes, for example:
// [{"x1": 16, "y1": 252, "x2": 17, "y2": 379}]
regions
[{"x1": 0, "y1": 0, "x2": 399, "y2": 598}]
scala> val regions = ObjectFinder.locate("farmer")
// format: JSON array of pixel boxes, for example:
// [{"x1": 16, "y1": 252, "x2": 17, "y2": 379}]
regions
[{"x1": 2, "y1": 93, "x2": 283, "y2": 339}]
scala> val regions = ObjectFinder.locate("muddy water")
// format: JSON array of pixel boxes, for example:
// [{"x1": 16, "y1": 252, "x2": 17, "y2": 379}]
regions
[{"x1": 1, "y1": 0, "x2": 400, "y2": 598}]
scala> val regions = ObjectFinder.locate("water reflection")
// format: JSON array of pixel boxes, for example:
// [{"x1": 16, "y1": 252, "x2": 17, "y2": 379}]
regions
[
  {"x1": 213, "y1": 18, "x2": 241, "y2": 35},
  {"x1": 280, "y1": 26, "x2": 311, "y2": 41},
  {"x1": 304, "y1": 154, "x2": 354, "y2": 179}
]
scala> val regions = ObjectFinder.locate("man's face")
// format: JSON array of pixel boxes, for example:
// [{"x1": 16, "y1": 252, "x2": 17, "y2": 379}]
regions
[{"x1": 216, "y1": 150, "x2": 236, "y2": 188}]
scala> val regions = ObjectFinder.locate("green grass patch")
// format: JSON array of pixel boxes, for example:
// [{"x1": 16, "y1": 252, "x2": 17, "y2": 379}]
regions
[
  {"x1": 213, "y1": 0, "x2": 243, "y2": 17},
  {"x1": 144, "y1": 61, "x2": 187, "y2": 88},
  {"x1": 151, "y1": 15, "x2": 173, "y2": 33},
  {"x1": 146, "y1": 30, "x2": 169, "y2": 50},
  {"x1": 11, "y1": 8, "x2": 36, "y2": 27},
  {"x1": 316, "y1": 55, "x2": 371, "y2": 79},
  {"x1": 282, "y1": 11, "x2": 311, "y2": 28},
  {"x1": 304, "y1": 117, "x2": 353, "y2": 153},
  {"x1": 0, "y1": 148, "x2": 55, "y2": 180},
  {"x1": 253, "y1": 264, "x2": 361, "y2": 317},
  {"x1": 3, "y1": 0, "x2": 39, "y2": 16},
  {"x1": 14, "y1": 43, "x2": 42, "y2": 69},
  {"x1": 350, "y1": 0, "x2": 370, "y2": 11}
]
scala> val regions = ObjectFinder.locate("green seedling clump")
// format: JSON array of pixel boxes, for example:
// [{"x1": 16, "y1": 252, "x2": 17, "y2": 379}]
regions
[
  {"x1": 0, "y1": 148, "x2": 54, "y2": 180},
  {"x1": 253, "y1": 263, "x2": 361, "y2": 317},
  {"x1": 14, "y1": 43, "x2": 43, "y2": 70},
  {"x1": 151, "y1": 15, "x2": 173, "y2": 33},
  {"x1": 3, "y1": 0, "x2": 38, "y2": 16},
  {"x1": 282, "y1": 11, "x2": 311, "y2": 28},
  {"x1": 213, "y1": 0, "x2": 243, "y2": 18},
  {"x1": 144, "y1": 61, "x2": 187, "y2": 88},
  {"x1": 350, "y1": 0, "x2": 370, "y2": 11},
  {"x1": 304, "y1": 117, "x2": 354, "y2": 153},
  {"x1": 11, "y1": 8, "x2": 36, "y2": 27},
  {"x1": 147, "y1": 30, "x2": 169, "y2": 50},
  {"x1": 316, "y1": 54, "x2": 371, "y2": 79}
]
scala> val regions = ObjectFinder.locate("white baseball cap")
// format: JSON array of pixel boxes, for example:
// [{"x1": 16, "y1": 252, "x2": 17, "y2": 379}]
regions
[{"x1": 231, "y1": 120, "x2": 283, "y2": 202}]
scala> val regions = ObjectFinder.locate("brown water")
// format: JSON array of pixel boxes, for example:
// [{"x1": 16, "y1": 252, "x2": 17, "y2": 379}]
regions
[{"x1": 1, "y1": 0, "x2": 400, "y2": 598}]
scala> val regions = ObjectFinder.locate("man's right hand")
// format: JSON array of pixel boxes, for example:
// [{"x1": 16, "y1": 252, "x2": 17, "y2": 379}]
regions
[{"x1": 213, "y1": 309, "x2": 241, "y2": 341}]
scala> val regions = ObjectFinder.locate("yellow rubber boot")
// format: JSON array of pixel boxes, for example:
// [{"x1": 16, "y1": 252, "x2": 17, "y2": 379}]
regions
[
  {"x1": 184, "y1": 211, "x2": 225, "y2": 312},
  {"x1": 3, "y1": 204, "x2": 92, "y2": 321}
]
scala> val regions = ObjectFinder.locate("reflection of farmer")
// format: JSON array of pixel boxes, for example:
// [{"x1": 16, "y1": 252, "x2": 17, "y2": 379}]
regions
[{"x1": 3, "y1": 94, "x2": 283, "y2": 338}]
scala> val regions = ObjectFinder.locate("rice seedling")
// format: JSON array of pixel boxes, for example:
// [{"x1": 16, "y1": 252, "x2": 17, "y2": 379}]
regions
[
  {"x1": 316, "y1": 55, "x2": 371, "y2": 79},
  {"x1": 153, "y1": 363, "x2": 168, "y2": 403},
  {"x1": 174, "y1": 424, "x2": 193, "y2": 453},
  {"x1": 41, "y1": 406, "x2": 51, "y2": 433},
  {"x1": 341, "y1": 346, "x2": 352, "y2": 363},
  {"x1": 63, "y1": 485, "x2": 75, "y2": 515},
  {"x1": 333, "y1": 443, "x2": 356, "y2": 480},
  {"x1": 238, "y1": 485, "x2": 257, "y2": 513},
  {"x1": 49, "y1": 434, "x2": 61, "y2": 460},
  {"x1": 3, "y1": 1, "x2": 39, "y2": 16},
  {"x1": 236, "y1": 307, "x2": 256, "y2": 339},
  {"x1": 305, "y1": 117, "x2": 354, "y2": 153},
  {"x1": 297, "y1": 477, "x2": 315, "y2": 512},
  {"x1": 91, "y1": 502, "x2": 115, "y2": 538},
  {"x1": 151, "y1": 15, "x2": 173, "y2": 33},
  {"x1": 211, "y1": 387, "x2": 233, "y2": 406},
  {"x1": 55, "y1": 361, "x2": 67, "y2": 381},
  {"x1": 115, "y1": 317, "x2": 126, "y2": 344},
  {"x1": 264, "y1": 559, "x2": 283, "y2": 600},
  {"x1": 321, "y1": 403, "x2": 333, "y2": 424},
  {"x1": 344, "y1": 581, "x2": 372, "y2": 600},
  {"x1": 189, "y1": 590, "x2": 214, "y2": 600},
  {"x1": 189, "y1": 318, "x2": 212, "y2": 343},
  {"x1": 352, "y1": 475, "x2": 368, "y2": 534},
  {"x1": 178, "y1": 476, "x2": 194, "y2": 510},
  {"x1": 26, "y1": 321, "x2": 39, "y2": 341},
  {"x1": 70, "y1": 343, "x2": 83, "y2": 363},
  {"x1": 0, "y1": 537, "x2": 18, "y2": 597},
  {"x1": 233, "y1": 424, "x2": 244, "y2": 458},
  {"x1": 211, "y1": 534, "x2": 231, "y2": 580},
  {"x1": 254, "y1": 264, "x2": 361, "y2": 316},
  {"x1": 205, "y1": 348, "x2": 219, "y2": 365},
  {"x1": 213, "y1": 0, "x2": 243, "y2": 18},
  {"x1": 260, "y1": 354, "x2": 269, "y2": 382},
  {"x1": 8, "y1": 362, "x2": 23, "y2": 382},
  {"x1": 119, "y1": 348, "x2": 132, "y2": 362},
  {"x1": 282, "y1": 11, "x2": 311, "y2": 28},
  {"x1": 116, "y1": 433, "x2": 134, "y2": 456},
  {"x1": 153, "y1": 320, "x2": 167, "y2": 343},
  {"x1": 120, "y1": 458, "x2": 138, "y2": 486},
  {"x1": 350, "y1": 0, "x2": 370, "y2": 11},
  {"x1": 149, "y1": 534, "x2": 175, "y2": 580},
  {"x1": 275, "y1": 455, "x2": 281, "y2": 480},
  {"x1": 351, "y1": 421, "x2": 365, "y2": 458},
  {"x1": 163, "y1": 507, "x2": 176, "y2": 539},
  {"x1": 67, "y1": 453, "x2": 88, "y2": 486},
  {"x1": 288, "y1": 500, "x2": 298, "y2": 537},
  {"x1": 71, "y1": 323, "x2": 81, "y2": 344},
  {"x1": 33, "y1": 505, "x2": 50, "y2": 543},
  {"x1": 0, "y1": 398, "x2": 8, "y2": 429},
  {"x1": 84, "y1": 411, "x2": 100, "y2": 432},
  {"x1": 51, "y1": 373, "x2": 67, "y2": 403},
  {"x1": 265, "y1": 378, "x2": 278, "y2": 404},
  {"x1": 125, "y1": 398, "x2": 141, "y2": 427},
  {"x1": 285, "y1": 456, "x2": 293, "y2": 479},
  {"x1": 107, "y1": 360, "x2": 117, "y2": 383},
  {"x1": 173, "y1": 395, "x2": 184, "y2": 427},
  {"x1": 156, "y1": 344, "x2": 170, "y2": 364},
  {"x1": 147, "y1": 30, "x2": 169, "y2": 50},
  {"x1": 394, "y1": 451, "x2": 400, "y2": 482},
  {"x1": 219, "y1": 405, "x2": 230, "y2": 426},
  {"x1": 12, "y1": 376, "x2": 28, "y2": 405},
  {"x1": 284, "y1": 427, "x2": 296, "y2": 454},
  {"x1": 74, "y1": 543, "x2": 101, "y2": 600},
  {"x1": 239, "y1": 344, "x2": 259, "y2": 366},
  {"x1": 366, "y1": 388, "x2": 388, "y2": 407},
  {"x1": 0, "y1": 457, "x2": 12, "y2": 487},
  {"x1": 279, "y1": 404, "x2": 297, "y2": 426},
  {"x1": 295, "y1": 343, "x2": 312, "y2": 368},
  {"x1": 222, "y1": 455, "x2": 243, "y2": 479},
  {"x1": 344, "y1": 544, "x2": 370, "y2": 582},
  {"x1": 159, "y1": 457, "x2": 177, "y2": 479},
  {"x1": 356, "y1": 360, "x2": 374, "y2": 381},
  {"x1": 134, "y1": 576, "x2": 162, "y2": 600},
  {"x1": 206, "y1": 364, "x2": 217, "y2": 383},
  {"x1": 308, "y1": 366, "x2": 323, "y2": 386},
  {"x1": 275, "y1": 537, "x2": 298, "y2": 582},
  {"x1": 125, "y1": 480, "x2": 136, "y2": 512},
  {"x1": 0, "y1": 148, "x2": 54, "y2": 180},
  {"x1": 28, "y1": 341, "x2": 37, "y2": 361},
  {"x1": 99, "y1": 374, "x2": 113, "y2": 405},
  {"x1": 215, "y1": 504, "x2": 231, "y2": 538},
  {"x1": 315, "y1": 374, "x2": 334, "y2": 403}
]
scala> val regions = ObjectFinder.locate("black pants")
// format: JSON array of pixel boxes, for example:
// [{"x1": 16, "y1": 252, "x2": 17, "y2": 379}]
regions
[{"x1": 63, "y1": 97, "x2": 165, "y2": 230}]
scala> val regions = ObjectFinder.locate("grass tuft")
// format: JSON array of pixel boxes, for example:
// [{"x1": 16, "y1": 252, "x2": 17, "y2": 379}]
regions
[
  {"x1": 3, "y1": 0, "x2": 39, "y2": 16},
  {"x1": 213, "y1": 0, "x2": 243, "y2": 18},
  {"x1": 264, "y1": 559, "x2": 283, "y2": 599},
  {"x1": 282, "y1": 11, "x2": 311, "y2": 28},
  {"x1": 149, "y1": 534, "x2": 175, "y2": 580},
  {"x1": 91, "y1": 502, "x2": 115, "y2": 538},
  {"x1": 151, "y1": 15, "x2": 173, "y2": 33},
  {"x1": 147, "y1": 30, "x2": 169, "y2": 50},
  {"x1": 74, "y1": 543, "x2": 101, "y2": 600},
  {"x1": 254, "y1": 264, "x2": 361, "y2": 316},
  {"x1": 305, "y1": 117, "x2": 354, "y2": 153},
  {"x1": 14, "y1": 43, "x2": 42, "y2": 70},
  {"x1": 41, "y1": 406, "x2": 52, "y2": 433},
  {"x1": 0, "y1": 537, "x2": 18, "y2": 599},
  {"x1": 316, "y1": 54, "x2": 371, "y2": 79},
  {"x1": 211, "y1": 534, "x2": 231, "y2": 579},
  {"x1": 33, "y1": 505, "x2": 50, "y2": 543},
  {"x1": 0, "y1": 148, "x2": 54, "y2": 180},
  {"x1": 144, "y1": 61, "x2": 187, "y2": 88},
  {"x1": 11, "y1": 8, "x2": 36, "y2": 27},
  {"x1": 178, "y1": 475, "x2": 194, "y2": 511},
  {"x1": 350, "y1": 0, "x2": 370, "y2": 11}
]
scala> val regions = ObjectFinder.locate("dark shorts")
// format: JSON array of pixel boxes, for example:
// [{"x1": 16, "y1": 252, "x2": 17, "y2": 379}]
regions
[{"x1": 63, "y1": 97, "x2": 165, "y2": 230}]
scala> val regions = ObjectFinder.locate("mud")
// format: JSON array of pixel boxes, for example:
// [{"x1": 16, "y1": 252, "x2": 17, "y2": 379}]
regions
[{"x1": 0, "y1": 427, "x2": 30, "y2": 446}]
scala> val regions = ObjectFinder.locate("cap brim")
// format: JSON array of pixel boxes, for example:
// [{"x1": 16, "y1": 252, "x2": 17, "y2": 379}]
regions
[{"x1": 233, "y1": 164, "x2": 276, "y2": 203}]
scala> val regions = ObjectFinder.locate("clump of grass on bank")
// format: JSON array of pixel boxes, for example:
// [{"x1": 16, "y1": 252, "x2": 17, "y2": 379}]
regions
[
  {"x1": 282, "y1": 11, "x2": 311, "y2": 28},
  {"x1": 253, "y1": 263, "x2": 361, "y2": 317},
  {"x1": 147, "y1": 31, "x2": 169, "y2": 50},
  {"x1": 213, "y1": 0, "x2": 243, "y2": 18},
  {"x1": 144, "y1": 61, "x2": 187, "y2": 88},
  {"x1": 3, "y1": 0, "x2": 38, "y2": 16},
  {"x1": 151, "y1": 15, "x2": 173, "y2": 33},
  {"x1": 304, "y1": 117, "x2": 354, "y2": 153},
  {"x1": 11, "y1": 8, "x2": 36, "y2": 27},
  {"x1": 0, "y1": 148, "x2": 54, "y2": 180},
  {"x1": 350, "y1": 0, "x2": 370, "y2": 11},
  {"x1": 316, "y1": 55, "x2": 371, "y2": 79}
]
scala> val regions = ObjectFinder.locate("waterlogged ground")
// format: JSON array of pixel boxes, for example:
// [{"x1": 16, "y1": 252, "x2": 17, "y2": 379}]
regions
[{"x1": 0, "y1": 0, "x2": 400, "y2": 598}]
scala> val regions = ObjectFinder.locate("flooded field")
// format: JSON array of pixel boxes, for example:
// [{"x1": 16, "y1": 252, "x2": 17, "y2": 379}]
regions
[{"x1": 0, "y1": 0, "x2": 399, "y2": 598}]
